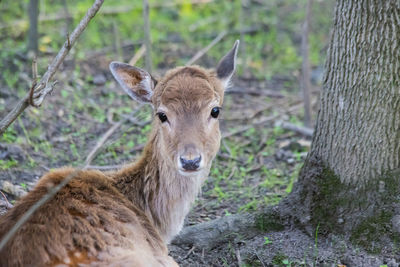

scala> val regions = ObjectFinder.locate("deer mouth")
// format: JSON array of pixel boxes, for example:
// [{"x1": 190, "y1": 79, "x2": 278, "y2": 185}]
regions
[{"x1": 178, "y1": 168, "x2": 203, "y2": 176}]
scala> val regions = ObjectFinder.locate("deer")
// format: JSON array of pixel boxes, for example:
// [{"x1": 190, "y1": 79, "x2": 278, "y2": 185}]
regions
[{"x1": 0, "y1": 40, "x2": 239, "y2": 267}]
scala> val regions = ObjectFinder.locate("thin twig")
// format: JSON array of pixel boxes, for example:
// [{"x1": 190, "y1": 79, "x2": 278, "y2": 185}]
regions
[
  {"x1": 32, "y1": 56, "x2": 37, "y2": 81},
  {"x1": 84, "y1": 106, "x2": 144, "y2": 165},
  {"x1": 185, "y1": 30, "x2": 227, "y2": 66},
  {"x1": 85, "y1": 165, "x2": 123, "y2": 170},
  {"x1": 129, "y1": 44, "x2": 146, "y2": 66},
  {"x1": 84, "y1": 121, "x2": 124, "y2": 166},
  {"x1": 0, "y1": 0, "x2": 105, "y2": 135},
  {"x1": 236, "y1": 248, "x2": 242, "y2": 267},
  {"x1": 182, "y1": 246, "x2": 196, "y2": 260},
  {"x1": 0, "y1": 191, "x2": 12, "y2": 209},
  {"x1": 254, "y1": 251, "x2": 265, "y2": 267}
]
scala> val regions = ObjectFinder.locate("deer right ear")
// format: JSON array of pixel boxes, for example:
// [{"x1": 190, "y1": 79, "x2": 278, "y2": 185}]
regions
[
  {"x1": 109, "y1": 62, "x2": 155, "y2": 104},
  {"x1": 216, "y1": 40, "x2": 239, "y2": 89}
]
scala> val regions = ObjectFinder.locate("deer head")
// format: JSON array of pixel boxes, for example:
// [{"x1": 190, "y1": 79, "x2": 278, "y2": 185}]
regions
[{"x1": 110, "y1": 41, "x2": 239, "y2": 176}]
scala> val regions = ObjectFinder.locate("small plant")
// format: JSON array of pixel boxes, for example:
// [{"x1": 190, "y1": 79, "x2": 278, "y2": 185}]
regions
[
  {"x1": 0, "y1": 127, "x2": 17, "y2": 143},
  {"x1": 0, "y1": 159, "x2": 18, "y2": 170},
  {"x1": 20, "y1": 183, "x2": 27, "y2": 190},
  {"x1": 264, "y1": 236, "x2": 272, "y2": 245},
  {"x1": 282, "y1": 258, "x2": 292, "y2": 266},
  {"x1": 314, "y1": 223, "x2": 320, "y2": 266}
]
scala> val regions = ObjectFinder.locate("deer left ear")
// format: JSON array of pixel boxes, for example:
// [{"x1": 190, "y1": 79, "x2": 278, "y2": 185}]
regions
[
  {"x1": 216, "y1": 40, "x2": 239, "y2": 89},
  {"x1": 109, "y1": 62, "x2": 156, "y2": 104}
]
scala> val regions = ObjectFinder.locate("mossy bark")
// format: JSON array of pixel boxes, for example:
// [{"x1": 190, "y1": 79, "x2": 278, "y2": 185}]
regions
[{"x1": 287, "y1": 0, "x2": 400, "y2": 253}]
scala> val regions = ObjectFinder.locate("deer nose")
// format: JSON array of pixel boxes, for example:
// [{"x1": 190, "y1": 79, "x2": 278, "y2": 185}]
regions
[{"x1": 180, "y1": 155, "x2": 202, "y2": 171}]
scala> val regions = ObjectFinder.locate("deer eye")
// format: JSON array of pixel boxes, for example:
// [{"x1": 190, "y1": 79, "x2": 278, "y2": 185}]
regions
[
  {"x1": 210, "y1": 107, "x2": 220, "y2": 118},
  {"x1": 157, "y1": 112, "x2": 168, "y2": 123}
]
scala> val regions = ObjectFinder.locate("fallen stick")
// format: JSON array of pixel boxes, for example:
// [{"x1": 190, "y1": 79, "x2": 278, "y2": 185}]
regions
[
  {"x1": 222, "y1": 114, "x2": 278, "y2": 138},
  {"x1": 279, "y1": 121, "x2": 314, "y2": 137},
  {"x1": 171, "y1": 205, "x2": 287, "y2": 250},
  {"x1": 222, "y1": 100, "x2": 307, "y2": 138}
]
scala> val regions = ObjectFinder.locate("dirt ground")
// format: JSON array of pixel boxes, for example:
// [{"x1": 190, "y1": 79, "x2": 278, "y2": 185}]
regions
[{"x1": 0, "y1": 53, "x2": 395, "y2": 266}]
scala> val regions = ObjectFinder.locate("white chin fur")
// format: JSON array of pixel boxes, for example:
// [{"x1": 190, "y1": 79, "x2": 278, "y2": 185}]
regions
[{"x1": 178, "y1": 169, "x2": 202, "y2": 177}]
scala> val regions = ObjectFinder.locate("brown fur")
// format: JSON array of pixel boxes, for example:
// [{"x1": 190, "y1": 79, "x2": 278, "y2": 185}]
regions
[{"x1": 0, "y1": 66, "x2": 226, "y2": 267}]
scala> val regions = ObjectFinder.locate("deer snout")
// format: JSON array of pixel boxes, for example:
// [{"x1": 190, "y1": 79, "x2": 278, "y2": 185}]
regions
[
  {"x1": 180, "y1": 155, "x2": 202, "y2": 171},
  {"x1": 178, "y1": 144, "x2": 203, "y2": 172}
]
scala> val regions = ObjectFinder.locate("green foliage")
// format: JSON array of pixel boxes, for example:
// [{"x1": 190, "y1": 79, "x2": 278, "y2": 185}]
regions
[
  {"x1": 272, "y1": 253, "x2": 290, "y2": 266},
  {"x1": 0, "y1": 0, "x2": 333, "y2": 80},
  {"x1": 0, "y1": 159, "x2": 18, "y2": 170},
  {"x1": 20, "y1": 183, "x2": 28, "y2": 190},
  {"x1": 0, "y1": 127, "x2": 18, "y2": 143},
  {"x1": 263, "y1": 236, "x2": 272, "y2": 245}
]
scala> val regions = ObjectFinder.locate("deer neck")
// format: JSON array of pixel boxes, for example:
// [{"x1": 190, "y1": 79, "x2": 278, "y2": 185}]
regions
[{"x1": 112, "y1": 131, "x2": 209, "y2": 243}]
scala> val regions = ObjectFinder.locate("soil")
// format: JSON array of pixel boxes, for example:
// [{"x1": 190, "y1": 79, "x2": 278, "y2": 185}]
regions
[
  {"x1": 0, "y1": 52, "x2": 394, "y2": 266},
  {"x1": 169, "y1": 228, "x2": 395, "y2": 267}
]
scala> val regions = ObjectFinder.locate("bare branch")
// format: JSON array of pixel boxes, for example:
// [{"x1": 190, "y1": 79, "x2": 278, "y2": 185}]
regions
[
  {"x1": 186, "y1": 31, "x2": 227, "y2": 66},
  {"x1": 129, "y1": 44, "x2": 146, "y2": 66},
  {"x1": 278, "y1": 121, "x2": 314, "y2": 137},
  {"x1": 84, "y1": 105, "x2": 146, "y2": 165},
  {"x1": 0, "y1": 0, "x2": 105, "y2": 135},
  {"x1": 85, "y1": 165, "x2": 124, "y2": 170},
  {"x1": 84, "y1": 121, "x2": 124, "y2": 166}
]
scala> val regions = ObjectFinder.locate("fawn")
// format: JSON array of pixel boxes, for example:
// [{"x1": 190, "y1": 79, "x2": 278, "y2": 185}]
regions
[{"x1": 0, "y1": 41, "x2": 239, "y2": 266}]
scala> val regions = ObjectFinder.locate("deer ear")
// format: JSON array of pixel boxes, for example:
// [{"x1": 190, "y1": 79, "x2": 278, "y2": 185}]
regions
[
  {"x1": 216, "y1": 40, "x2": 239, "y2": 88},
  {"x1": 109, "y1": 62, "x2": 156, "y2": 104}
]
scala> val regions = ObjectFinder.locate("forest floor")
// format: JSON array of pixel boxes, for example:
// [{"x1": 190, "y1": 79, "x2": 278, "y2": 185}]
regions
[{"x1": 0, "y1": 52, "x2": 396, "y2": 266}]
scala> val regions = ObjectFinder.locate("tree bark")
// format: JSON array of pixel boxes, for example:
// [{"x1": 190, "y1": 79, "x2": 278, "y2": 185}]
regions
[
  {"x1": 142, "y1": 0, "x2": 152, "y2": 72},
  {"x1": 288, "y1": 0, "x2": 400, "y2": 254},
  {"x1": 28, "y1": 0, "x2": 39, "y2": 54}
]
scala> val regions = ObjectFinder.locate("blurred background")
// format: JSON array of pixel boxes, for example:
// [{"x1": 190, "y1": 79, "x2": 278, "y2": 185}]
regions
[{"x1": 0, "y1": 0, "x2": 333, "y2": 237}]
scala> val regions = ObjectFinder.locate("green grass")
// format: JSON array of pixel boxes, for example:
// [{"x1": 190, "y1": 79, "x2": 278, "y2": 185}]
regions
[{"x1": 0, "y1": 159, "x2": 18, "y2": 170}]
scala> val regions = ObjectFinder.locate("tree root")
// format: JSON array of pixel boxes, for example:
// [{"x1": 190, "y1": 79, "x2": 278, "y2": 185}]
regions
[{"x1": 172, "y1": 205, "x2": 289, "y2": 249}]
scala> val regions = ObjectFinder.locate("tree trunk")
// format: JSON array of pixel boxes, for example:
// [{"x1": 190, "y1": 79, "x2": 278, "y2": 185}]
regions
[
  {"x1": 142, "y1": 0, "x2": 152, "y2": 73},
  {"x1": 301, "y1": 0, "x2": 313, "y2": 127},
  {"x1": 288, "y1": 0, "x2": 400, "y2": 254},
  {"x1": 28, "y1": 0, "x2": 39, "y2": 54}
]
